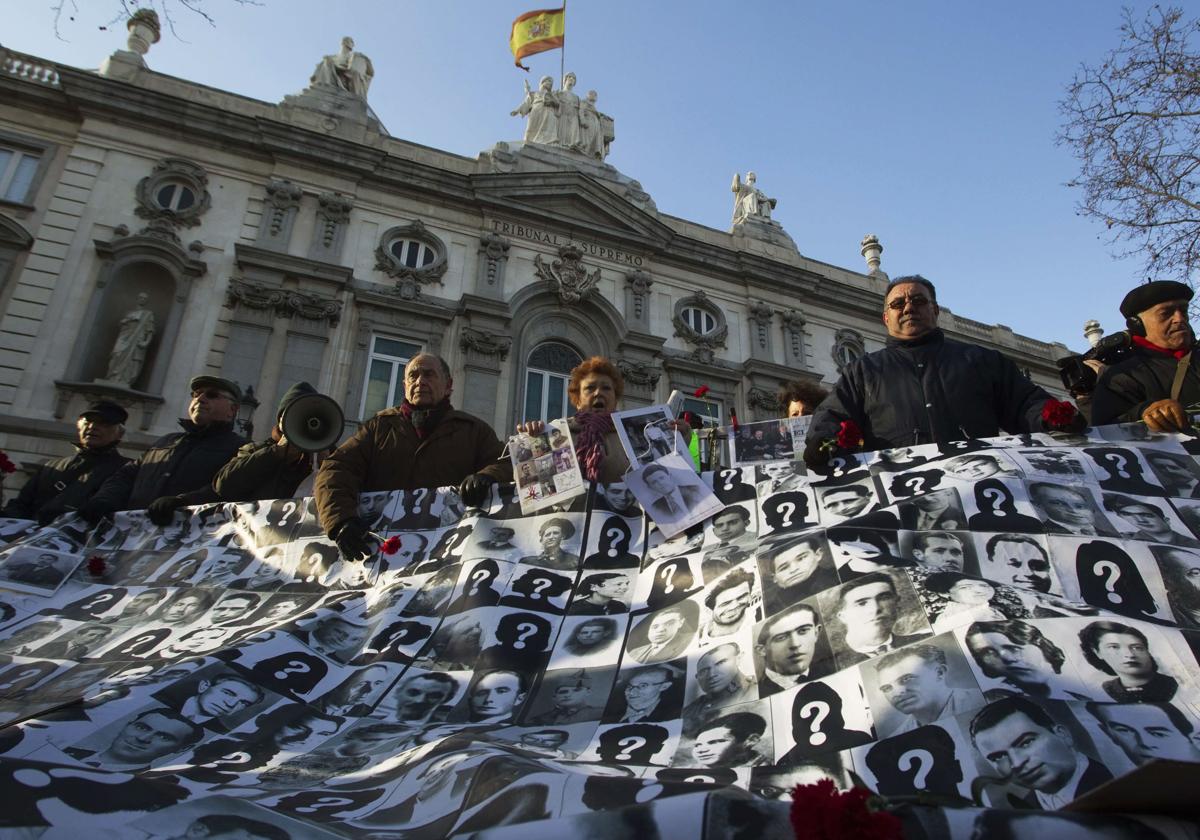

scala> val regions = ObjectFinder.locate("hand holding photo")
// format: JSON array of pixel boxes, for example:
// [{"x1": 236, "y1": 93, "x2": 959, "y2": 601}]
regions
[{"x1": 625, "y1": 454, "x2": 724, "y2": 538}]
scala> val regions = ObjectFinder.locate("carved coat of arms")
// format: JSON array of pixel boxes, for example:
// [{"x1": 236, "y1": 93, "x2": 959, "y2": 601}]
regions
[{"x1": 534, "y1": 245, "x2": 601, "y2": 305}]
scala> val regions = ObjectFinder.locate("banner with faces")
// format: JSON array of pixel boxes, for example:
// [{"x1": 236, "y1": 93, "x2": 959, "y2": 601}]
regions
[{"x1": 0, "y1": 425, "x2": 1198, "y2": 838}]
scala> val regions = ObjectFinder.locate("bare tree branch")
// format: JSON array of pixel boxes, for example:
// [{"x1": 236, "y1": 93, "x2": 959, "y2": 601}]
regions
[
  {"x1": 46, "y1": 0, "x2": 262, "y2": 42},
  {"x1": 1058, "y1": 6, "x2": 1200, "y2": 285}
]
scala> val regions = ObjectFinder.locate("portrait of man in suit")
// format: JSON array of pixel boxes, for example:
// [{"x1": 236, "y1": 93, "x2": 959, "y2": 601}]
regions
[
  {"x1": 642, "y1": 463, "x2": 707, "y2": 524},
  {"x1": 898, "y1": 489, "x2": 966, "y2": 531},
  {"x1": 754, "y1": 603, "x2": 832, "y2": 697},
  {"x1": 970, "y1": 696, "x2": 1112, "y2": 809},
  {"x1": 827, "y1": 572, "x2": 931, "y2": 667},
  {"x1": 627, "y1": 602, "x2": 698, "y2": 664},
  {"x1": 1028, "y1": 482, "x2": 1117, "y2": 537}
]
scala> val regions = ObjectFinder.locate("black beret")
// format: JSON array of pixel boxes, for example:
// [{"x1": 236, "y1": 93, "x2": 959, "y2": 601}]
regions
[{"x1": 1119, "y1": 281, "x2": 1194, "y2": 318}]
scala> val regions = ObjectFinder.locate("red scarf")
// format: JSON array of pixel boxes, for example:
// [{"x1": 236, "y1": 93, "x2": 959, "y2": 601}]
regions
[
  {"x1": 1132, "y1": 334, "x2": 1190, "y2": 360},
  {"x1": 572, "y1": 410, "x2": 613, "y2": 482}
]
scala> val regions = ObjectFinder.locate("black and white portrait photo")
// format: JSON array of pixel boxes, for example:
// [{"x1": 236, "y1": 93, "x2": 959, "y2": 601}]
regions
[
  {"x1": 819, "y1": 571, "x2": 932, "y2": 669},
  {"x1": 755, "y1": 533, "x2": 840, "y2": 616},
  {"x1": 627, "y1": 455, "x2": 723, "y2": 537},
  {"x1": 861, "y1": 638, "x2": 984, "y2": 737},
  {"x1": 0, "y1": 548, "x2": 81, "y2": 595}
]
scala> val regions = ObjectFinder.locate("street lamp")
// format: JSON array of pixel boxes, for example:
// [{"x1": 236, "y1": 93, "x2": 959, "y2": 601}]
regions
[{"x1": 237, "y1": 385, "x2": 260, "y2": 438}]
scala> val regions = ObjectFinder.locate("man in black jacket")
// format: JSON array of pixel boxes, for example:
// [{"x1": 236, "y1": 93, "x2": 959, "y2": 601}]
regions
[
  {"x1": 804, "y1": 275, "x2": 1073, "y2": 472},
  {"x1": 213, "y1": 381, "x2": 330, "y2": 502},
  {"x1": 2, "y1": 401, "x2": 130, "y2": 524},
  {"x1": 1091, "y1": 281, "x2": 1200, "y2": 430},
  {"x1": 79, "y1": 376, "x2": 245, "y2": 526}
]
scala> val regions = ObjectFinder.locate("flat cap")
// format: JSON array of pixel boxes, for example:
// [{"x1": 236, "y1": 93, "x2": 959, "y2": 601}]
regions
[
  {"x1": 1120, "y1": 281, "x2": 1194, "y2": 318},
  {"x1": 79, "y1": 400, "x2": 128, "y2": 425},
  {"x1": 188, "y1": 375, "x2": 243, "y2": 403}
]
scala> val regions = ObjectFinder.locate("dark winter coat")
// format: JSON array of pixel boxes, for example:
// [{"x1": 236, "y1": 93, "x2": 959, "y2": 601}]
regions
[
  {"x1": 213, "y1": 440, "x2": 313, "y2": 502},
  {"x1": 1090, "y1": 345, "x2": 1200, "y2": 426},
  {"x1": 2, "y1": 443, "x2": 130, "y2": 523},
  {"x1": 806, "y1": 329, "x2": 1051, "y2": 451},
  {"x1": 91, "y1": 420, "x2": 245, "y2": 510},
  {"x1": 314, "y1": 407, "x2": 511, "y2": 535}
]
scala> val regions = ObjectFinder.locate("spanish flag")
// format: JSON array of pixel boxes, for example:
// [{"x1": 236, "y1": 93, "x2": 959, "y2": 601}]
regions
[{"x1": 510, "y1": 7, "x2": 565, "y2": 70}]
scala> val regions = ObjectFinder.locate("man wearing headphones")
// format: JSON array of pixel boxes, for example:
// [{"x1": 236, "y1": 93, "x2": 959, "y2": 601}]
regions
[{"x1": 1092, "y1": 281, "x2": 1200, "y2": 431}]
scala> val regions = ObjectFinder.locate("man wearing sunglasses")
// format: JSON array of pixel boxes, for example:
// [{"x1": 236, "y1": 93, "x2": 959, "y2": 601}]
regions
[
  {"x1": 804, "y1": 275, "x2": 1072, "y2": 472},
  {"x1": 80, "y1": 376, "x2": 245, "y2": 526}
]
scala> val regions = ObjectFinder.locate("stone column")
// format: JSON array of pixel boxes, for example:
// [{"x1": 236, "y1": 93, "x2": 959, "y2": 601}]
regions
[{"x1": 459, "y1": 327, "x2": 512, "y2": 421}]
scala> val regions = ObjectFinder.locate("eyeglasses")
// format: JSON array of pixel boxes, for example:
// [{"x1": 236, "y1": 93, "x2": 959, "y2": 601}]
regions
[
  {"x1": 191, "y1": 389, "x2": 233, "y2": 401},
  {"x1": 625, "y1": 680, "x2": 668, "y2": 693},
  {"x1": 886, "y1": 295, "x2": 933, "y2": 311}
]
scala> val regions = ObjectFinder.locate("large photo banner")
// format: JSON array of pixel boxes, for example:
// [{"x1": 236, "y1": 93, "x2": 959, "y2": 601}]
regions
[{"x1": 0, "y1": 424, "x2": 1198, "y2": 838}]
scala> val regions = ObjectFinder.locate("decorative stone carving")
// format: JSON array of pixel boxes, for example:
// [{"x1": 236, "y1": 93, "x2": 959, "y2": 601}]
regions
[
  {"x1": 731, "y1": 172, "x2": 776, "y2": 226},
  {"x1": 125, "y1": 9, "x2": 161, "y2": 56},
  {"x1": 624, "y1": 179, "x2": 657, "y2": 212},
  {"x1": 781, "y1": 308, "x2": 807, "y2": 367},
  {"x1": 309, "y1": 191, "x2": 354, "y2": 261},
  {"x1": 748, "y1": 301, "x2": 773, "y2": 356},
  {"x1": 534, "y1": 244, "x2": 601, "y2": 305},
  {"x1": 861, "y1": 234, "x2": 887, "y2": 278},
  {"x1": 511, "y1": 72, "x2": 614, "y2": 161},
  {"x1": 672, "y1": 291, "x2": 729, "y2": 365},
  {"x1": 310, "y1": 36, "x2": 374, "y2": 99},
  {"x1": 833, "y1": 328, "x2": 866, "y2": 374},
  {"x1": 100, "y1": 292, "x2": 155, "y2": 387},
  {"x1": 374, "y1": 220, "x2": 449, "y2": 300},
  {"x1": 459, "y1": 327, "x2": 512, "y2": 362},
  {"x1": 225, "y1": 279, "x2": 342, "y2": 326},
  {"x1": 134, "y1": 158, "x2": 211, "y2": 230},
  {"x1": 477, "y1": 229, "x2": 511, "y2": 295},
  {"x1": 617, "y1": 358, "x2": 661, "y2": 388},
  {"x1": 747, "y1": 387, "x2": 778, "y2": 412},
  {"x1": 625, "y1": 269, "x2": 653, "y2": 327},
  {"x1": 259, "y1": 179, "x2": 303, "y2": 245}
]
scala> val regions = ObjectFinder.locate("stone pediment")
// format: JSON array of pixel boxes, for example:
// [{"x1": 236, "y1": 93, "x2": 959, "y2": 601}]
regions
[{"x1": 472, "y1": 171, "x2": 674, "y2": 250}]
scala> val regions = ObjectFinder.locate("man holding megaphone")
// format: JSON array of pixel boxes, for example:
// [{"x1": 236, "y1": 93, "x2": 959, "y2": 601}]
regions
[{"x1": 214, "y1": 382, "x2": 341, "y2": 502}]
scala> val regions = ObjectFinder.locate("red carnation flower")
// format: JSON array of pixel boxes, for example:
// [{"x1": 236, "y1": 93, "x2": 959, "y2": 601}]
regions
[
  {"x1": 1041, "y1": 399, "x2": 1077, "y2": 429},
  {"x1": 790, "y1": 781, "x2": 902, "y2": 840},
  {"x1": 86, "y1": 555, "x2": 107, "y2": 577},
  {"x1": 835, "y1": 420, "x2": 864, "y2": 450},
  {"x1": 379, "y1": 536, "x2": 402, "y2": 555},
  {"x1": 693, "y1": 385, "x2": 710, "y2": 398},
  {"x1": 0, "y1": 451, "x2": 16, "y2": 474}
]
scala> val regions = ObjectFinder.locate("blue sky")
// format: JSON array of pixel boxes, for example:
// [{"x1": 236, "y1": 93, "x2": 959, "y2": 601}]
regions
[{"x1": 4, "y1": 1, "x2": 1174, "y2": 351}]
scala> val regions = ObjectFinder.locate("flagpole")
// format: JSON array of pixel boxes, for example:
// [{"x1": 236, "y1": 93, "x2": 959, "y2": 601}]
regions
[{"x1": 560, "y1": 1, "x2": 566, "y2": 85}]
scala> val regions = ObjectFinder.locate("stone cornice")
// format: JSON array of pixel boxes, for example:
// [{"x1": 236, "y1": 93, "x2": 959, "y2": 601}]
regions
[
  {"x1": 4, "y1": 60, "x2": 1064, "y2": 377},
  {"x1": 233, "y1": 243, "x2": 354, "y2": 289}
]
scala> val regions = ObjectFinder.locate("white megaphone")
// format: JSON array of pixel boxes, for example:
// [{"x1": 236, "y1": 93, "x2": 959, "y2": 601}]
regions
[{"x1": 280, "y1": 393, "x2": 344, "y2": 453}]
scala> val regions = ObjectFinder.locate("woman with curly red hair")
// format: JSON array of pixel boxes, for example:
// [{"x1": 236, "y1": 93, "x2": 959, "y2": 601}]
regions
[{"x1": 518, "y1": 356, "x2": 688, "y2": 483}]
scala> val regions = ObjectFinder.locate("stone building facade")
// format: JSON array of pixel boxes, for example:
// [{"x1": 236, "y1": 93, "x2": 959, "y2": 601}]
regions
[{"x1": 0, "y1": 34, "x2": 1069, "y2": 490}]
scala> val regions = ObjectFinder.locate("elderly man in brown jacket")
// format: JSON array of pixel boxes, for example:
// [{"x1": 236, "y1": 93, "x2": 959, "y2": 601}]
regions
[{"x1": 315, "y1": 353, "x2": 511, "y2": 562}]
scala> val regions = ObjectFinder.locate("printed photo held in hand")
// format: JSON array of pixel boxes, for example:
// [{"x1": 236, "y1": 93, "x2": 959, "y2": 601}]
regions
[
  {"x1": 625, "y1": 454, "x2": 724, "y2": 538},
  {"x1": 509, "y1": 418, "x2": 585, "y2": 514}
]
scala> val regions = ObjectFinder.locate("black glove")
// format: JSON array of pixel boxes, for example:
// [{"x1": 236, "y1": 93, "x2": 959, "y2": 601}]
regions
[
  {"x1": 147, "y1": 495, "x2": 188, "y2": 526},
  {"x1": 458, "y1": 473, "x2": 497, "y2": 508},
  {"x1": 333, "y1": 518, "x2": 376, "y2": 563},
  {"x1": 802, "y1": 438, "x2": 836, "y2": 476},
  {"x1": 77, "y1": 498, "x2": 116, "y2": 528}
]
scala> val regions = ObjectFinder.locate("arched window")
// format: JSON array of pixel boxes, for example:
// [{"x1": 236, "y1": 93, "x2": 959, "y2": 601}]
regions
[{"x1": 523, "y1": 341, "x2": 583, "y2": 423}]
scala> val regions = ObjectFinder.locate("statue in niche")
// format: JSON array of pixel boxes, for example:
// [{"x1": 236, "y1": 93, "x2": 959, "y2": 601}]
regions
[
  {"x1": 104, "y1": 292, "x2": 156, "y2": 387},
  {"x1": 310, "y1": 36, "x2": 374, "y2": 99},
  {"x1": 556, "y1": 72, "x2": 582, "y2": 151},
  {"x1": 511, "y1": 75, "x2": 560, "y2": 145},
  {"x1": 731, "y1": 171, "x2": 777, "y2": 225}
]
